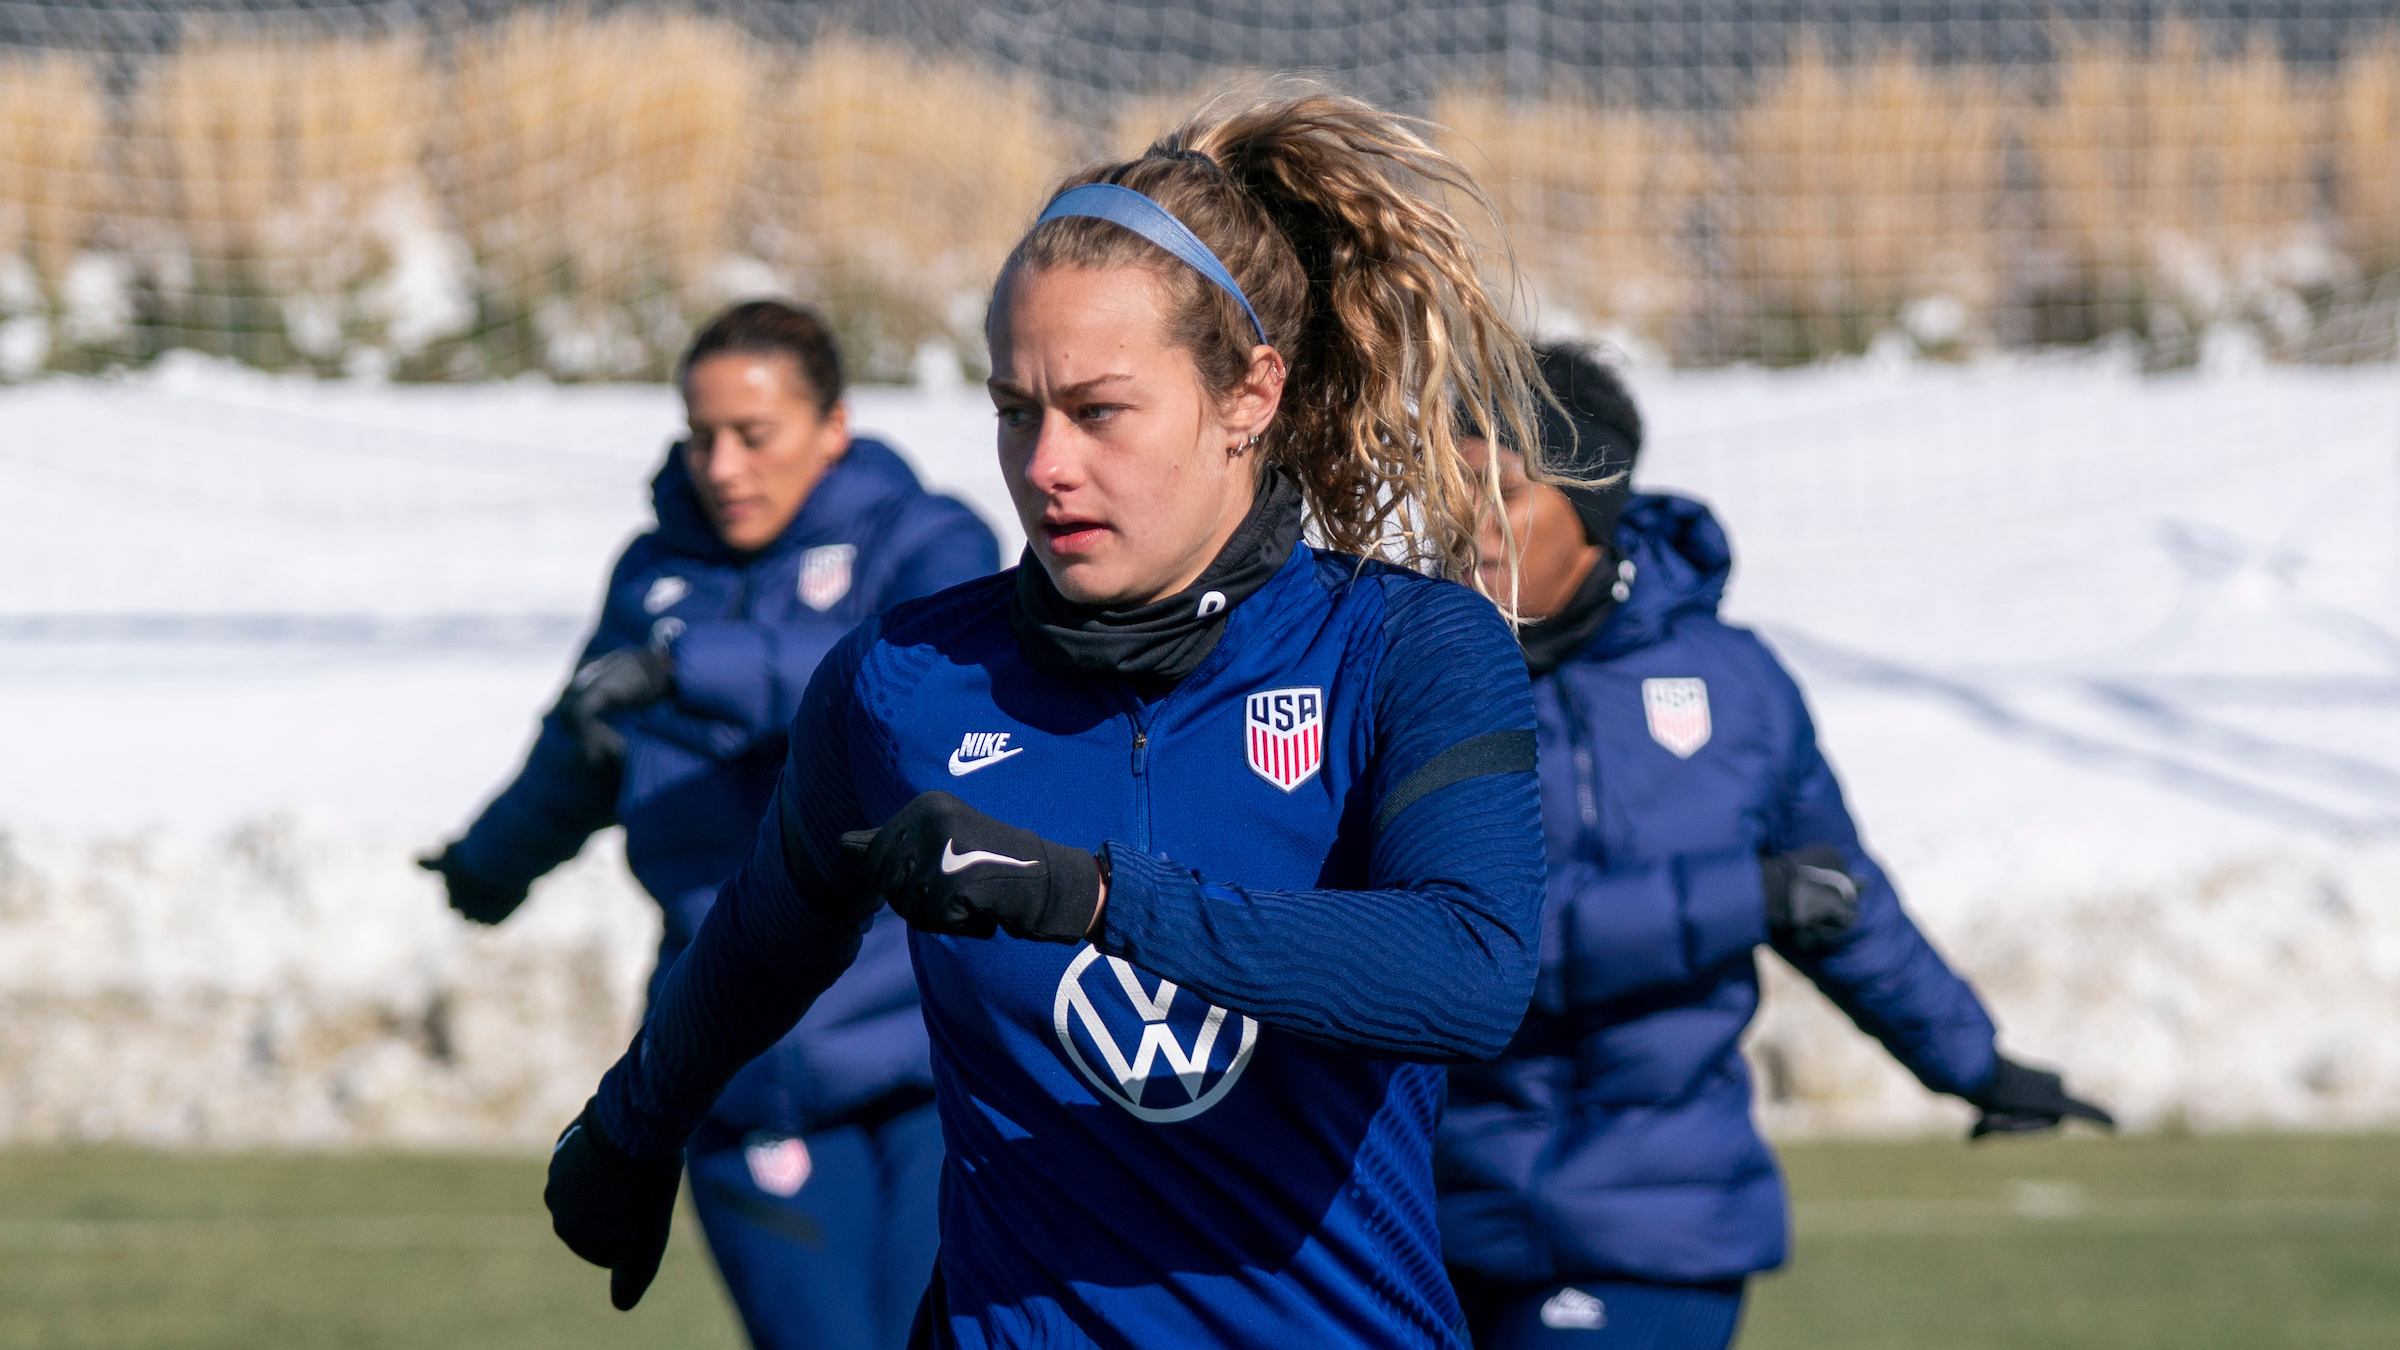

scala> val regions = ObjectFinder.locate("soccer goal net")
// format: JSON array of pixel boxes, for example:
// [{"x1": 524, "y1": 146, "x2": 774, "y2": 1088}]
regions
[{"x1": 3, "y1": 0, "x2": 2399, "y2": 382}]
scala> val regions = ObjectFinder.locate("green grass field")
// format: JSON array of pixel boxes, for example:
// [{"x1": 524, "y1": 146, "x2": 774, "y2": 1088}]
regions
[{"x1": 1, "y1": 1132, "x2": 2393, "y2": 1348}]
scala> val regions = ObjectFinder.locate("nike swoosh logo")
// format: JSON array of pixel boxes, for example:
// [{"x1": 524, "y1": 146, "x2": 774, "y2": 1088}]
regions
[
  {"x1": 947, "y1": 746, "x2": 1025, "y2": 776},
  {"x1": 941, "y1": 840, "x2": 1039, "y2": 874}
]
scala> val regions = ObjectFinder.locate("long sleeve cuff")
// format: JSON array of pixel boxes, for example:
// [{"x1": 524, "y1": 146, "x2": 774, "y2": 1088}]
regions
[{"x1": 1092, "y1": 842, "x2": 1533, "y2": 1062}]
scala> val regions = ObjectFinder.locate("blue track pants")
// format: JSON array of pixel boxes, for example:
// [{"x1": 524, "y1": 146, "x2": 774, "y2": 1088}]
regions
[
  {"x1": 1456, "y1": 1273, "x2": 1747, "y2": 1350},
  {"x1": 688, "y1": 1098, "x2": 943, "y2": 1350}
]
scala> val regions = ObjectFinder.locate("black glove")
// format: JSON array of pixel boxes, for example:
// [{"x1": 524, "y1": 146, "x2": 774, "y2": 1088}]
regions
[
  {"x1": 564, "y1": 646, "x2": 675, "y2": 768},
  {"x1": 1966, "y1": 1056, "x2": 2116, "y2": 1139},
  {"x1": 545, "y1": 1097, "x2": 683, "y2": 1311},
  {"x1": 839, "y1": 790, "x2": 1102, "y2": 944},
  {"x1": 1761, "y1": 845, "x2": 1860, "y2": 955},
  {"x1": 417, "y1": 842, "x2": 528, "y2": 926}
]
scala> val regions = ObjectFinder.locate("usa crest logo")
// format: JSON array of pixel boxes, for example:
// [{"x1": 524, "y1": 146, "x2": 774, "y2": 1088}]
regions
[
  {"x1": 1245, "y1": 687, "x2": 1323, "y2": 791},
  {"x1": 742, "y1": 1135, "x2": 812, "y2": 1197},
  {"x1": 1053, "y1": 948, "x2": 1259, "y2": 1122},
  {"x1": 797, "y1": 544, "x2": 855, "y2": 611},
  {"x1": 1642, "y1": 677, "x2": 1711, "y2": 758}
]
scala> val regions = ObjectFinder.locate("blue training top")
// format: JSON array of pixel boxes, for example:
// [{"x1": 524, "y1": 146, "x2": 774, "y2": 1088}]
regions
[{"x1": 597, "y1": 541, "x2": 1546, "y2": 1349}]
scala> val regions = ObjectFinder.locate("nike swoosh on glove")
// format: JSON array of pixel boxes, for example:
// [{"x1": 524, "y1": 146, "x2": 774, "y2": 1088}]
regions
[
  {"x1": 563, "y1": 646, "x2": 675, "y2": 768},
  {"x1": 1966, "y1": 1056, "x2": 2116, "y2": 1139},
  {"x1": 545, "y1": 1097, "x2": 683, "y2": 1311},
  {"x1": 839, "y1": 790, "x2": 1102, "y2": 943}
]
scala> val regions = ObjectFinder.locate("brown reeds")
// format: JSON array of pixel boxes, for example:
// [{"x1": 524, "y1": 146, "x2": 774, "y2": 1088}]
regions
[
  {"x1": 1730, "y1": 41, "x2": 2009, "y2": 359},
  {"x1": 1434, "y1": 91, "x2": 1709, "y2": 352},
  {"x1": 127, "y1": 33, "x2": 433, "y2": 363},
  {"x1": 2339, "y1": 36, "x2": 2400, "y2": 281},
  {"x1": 448, "y1": 10, "x2": 761, "y2": 375},
  {"x1": 0, "y1": 52, "x2": 105, "y2": 310},
  {"x1": 750, "y1": 35, "x2": 1069, "y2": 376},
  {"x1": 2032, "y1": 23, "x2": 2334, "y2": 347},
  {"x1": 5, "y1": 24, "x2": 2400, "y2": 374}
]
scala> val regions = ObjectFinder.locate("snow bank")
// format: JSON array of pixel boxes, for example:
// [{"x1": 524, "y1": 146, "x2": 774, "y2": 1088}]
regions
[
  {"x1": 3, "y1": 351, "x2": 2398, "y2": 1146},
  {"x1": 0, "y1": 816, "x2": 654, "y2": 1149},
  {"x1": 1750, "y1": 838, "x2": 2400, "y2": 1138},
  {"x1": 8, "y1": 816, "x2": 2391, "y2": 1150}
]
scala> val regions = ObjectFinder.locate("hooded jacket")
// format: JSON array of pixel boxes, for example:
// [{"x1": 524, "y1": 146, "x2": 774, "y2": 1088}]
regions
[
  {"x1": 453, "y1": 437, "x2": 998, "y2": 1136},
  {"x1": 1435, "y1": 493, "x2": 2000, "y2": 1286}
]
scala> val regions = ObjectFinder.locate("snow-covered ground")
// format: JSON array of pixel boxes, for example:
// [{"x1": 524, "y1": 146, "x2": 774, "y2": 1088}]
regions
[{"x1": 3, "y1": 348, "x2": 2397, "y2": 1147}]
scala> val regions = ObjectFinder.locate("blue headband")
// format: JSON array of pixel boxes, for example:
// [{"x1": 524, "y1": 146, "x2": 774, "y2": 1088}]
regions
[{"x1": 1035, "y1": 182, "x2": 1269, "y2": 347}]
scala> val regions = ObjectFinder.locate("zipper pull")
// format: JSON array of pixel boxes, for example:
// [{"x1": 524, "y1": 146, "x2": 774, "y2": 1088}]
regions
[
  {"x1": 1131, "y1": 731, "x2": 1149, "y2": 776},
  {"x1": 1573, "y1": 745, "x2": 1600, "y2": 829}
]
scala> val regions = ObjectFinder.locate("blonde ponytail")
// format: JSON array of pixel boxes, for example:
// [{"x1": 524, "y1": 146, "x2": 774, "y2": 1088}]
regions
[{"x1": 999, "y1": 81, "x2": 1548, "y2": 605}]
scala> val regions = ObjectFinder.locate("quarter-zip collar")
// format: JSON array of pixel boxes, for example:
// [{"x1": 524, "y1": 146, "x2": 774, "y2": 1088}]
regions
[
  {"x1": 1548, "y1": 493, "x2": 1734, "y2": 669},
  {"x1": 1009, "y1": 469, "x2": 1305, "y2": 684},
  {"x1": 1515, "y1": 548, "x2": 1620, "y2": 677}
]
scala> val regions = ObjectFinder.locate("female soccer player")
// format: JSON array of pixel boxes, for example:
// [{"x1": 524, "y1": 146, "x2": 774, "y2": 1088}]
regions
[
  {"x1": 1436, "y1": 344, "x2": 2112, "y2": 1349},
  {"x1": 420, "y1": 300, "x2": 996, "y2": 1350},
  {"x1": 542, "y1": 90, "x2": 1555, "y2": 1348}
]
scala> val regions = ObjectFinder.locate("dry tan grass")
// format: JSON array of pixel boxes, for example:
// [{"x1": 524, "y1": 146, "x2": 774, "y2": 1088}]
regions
[
  {"x1": 1433, "y1": 91, "x2": 1709, "y2": 350},
  {"x1": 448, "y1": 8, "x2": 760, "y2": 355},
  {"x1": 2339, "y1": 36, "x2": 2400, "y2": 279},
  {"x1": 0, "y1": 51, "x2": 106, "y2": 304},
  {"x1": 2035, "y1": 34, "x2": 2150, "y2": 308},
  {"x1": 127, "y1": 43, "x2": 278, "y2": 269},
  {"x1": 2202, "y1": 34, "x2": 2328, "y2": 251},
  {"x1": 2033, "y1": 23, "x2": 2332, "y2": 337},
  {"x1": 1729, "y1": 40, "x2": 2008, "y2": 355},
  {"x1": 126, "y1": 33, "x2": 433, "y2": 358},
  {"x1": 1107, "y1": 90, "x2": 1205, "y2": 160},
  {"x1": 750, "y1": 35, "x2": 1069, "y2": 370},
  {"x1": 131, "y1": 36, "x2": 429, "y2": 260},
  {"x1": 12, "y1": 25, "x2": 2400, "y2": 371}
]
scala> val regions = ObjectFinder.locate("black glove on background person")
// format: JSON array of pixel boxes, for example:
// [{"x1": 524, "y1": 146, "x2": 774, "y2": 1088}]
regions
[
  {"x1": 1761, "y1": 845, "x2": 1860, "y2": 955},
  {"x1": 1966, "y1": 1056, "x2": 2116, "y2": 1139},
  {"x1": 564, "y1": 646, "x2": 675, "y2": 768},
  {"x1": 416, "y1": 843, "x2": 528, "y2": 925},
  {"x1": 841, "y1": 790, "x2": 1103, "y2": 943},
  {"x1": 546, "y1": 1097, "x2": 682, "y2": 1311}
]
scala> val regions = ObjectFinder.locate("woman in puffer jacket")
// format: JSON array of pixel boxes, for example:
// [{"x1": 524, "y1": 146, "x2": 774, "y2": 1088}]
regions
[
  {"x1": 1436, "y1": 344, "x2": 2110, "y2": 1350},
  {"x1": 420, "y1": 301, "x2": 998, "y2": 1350}
]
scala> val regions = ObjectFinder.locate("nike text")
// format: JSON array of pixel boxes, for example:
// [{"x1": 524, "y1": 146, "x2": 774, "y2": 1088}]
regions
[{"x1": 949, "y1": 731, "x2": 1025, "y2": 776}]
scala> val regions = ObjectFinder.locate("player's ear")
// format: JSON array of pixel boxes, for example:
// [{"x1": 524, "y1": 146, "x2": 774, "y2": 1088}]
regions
[{"x1": 1225, "y1": 345, "x2": 1285, "y2": 442}]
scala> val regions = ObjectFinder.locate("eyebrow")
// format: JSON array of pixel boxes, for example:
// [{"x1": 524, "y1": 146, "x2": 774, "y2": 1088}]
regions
[{"x1": 986, "y1": 373, "x2": 1137, "y2": 401}]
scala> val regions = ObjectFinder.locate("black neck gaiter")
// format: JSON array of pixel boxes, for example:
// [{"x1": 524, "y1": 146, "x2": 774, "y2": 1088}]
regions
[
  {"x1": 1010, "y1": 470, "x2": 1305, "y2": 683},
  {"x1": 1517, "y1": 548, "x2": 1621, "y2": 677}
]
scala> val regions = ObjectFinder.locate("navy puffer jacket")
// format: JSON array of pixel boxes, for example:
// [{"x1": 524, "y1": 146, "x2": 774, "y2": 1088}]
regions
[
  {"x1": 454, "y1": 437, "x2": 998, "y2": 1136},
  {"x1": 1436, "y1": 493, "x2": 1998, "y2": 1286}
]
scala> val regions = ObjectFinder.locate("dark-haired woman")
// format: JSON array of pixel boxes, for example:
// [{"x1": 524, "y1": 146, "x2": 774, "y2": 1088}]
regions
[
  {"x1": 541, "y1": 90, "x2": 1559, "y2": 1348},
  {"x1": 1437, "y1": 344, "x2": 2112, "y2": 1350},
  {"x1": 421, "y1": 301, "x2": 998, "y2": 1350}
]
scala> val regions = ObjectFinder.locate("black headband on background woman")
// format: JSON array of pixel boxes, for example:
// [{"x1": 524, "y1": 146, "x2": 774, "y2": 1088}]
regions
[{"x1": 1532, "y1": 344, "x2": 1643, "y2": 548}]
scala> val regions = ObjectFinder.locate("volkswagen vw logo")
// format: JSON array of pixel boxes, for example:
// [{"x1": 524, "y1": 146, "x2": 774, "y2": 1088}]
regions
[{"x1": 1052, "y1": 948, "x2": 1259, "y2": 1123}]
